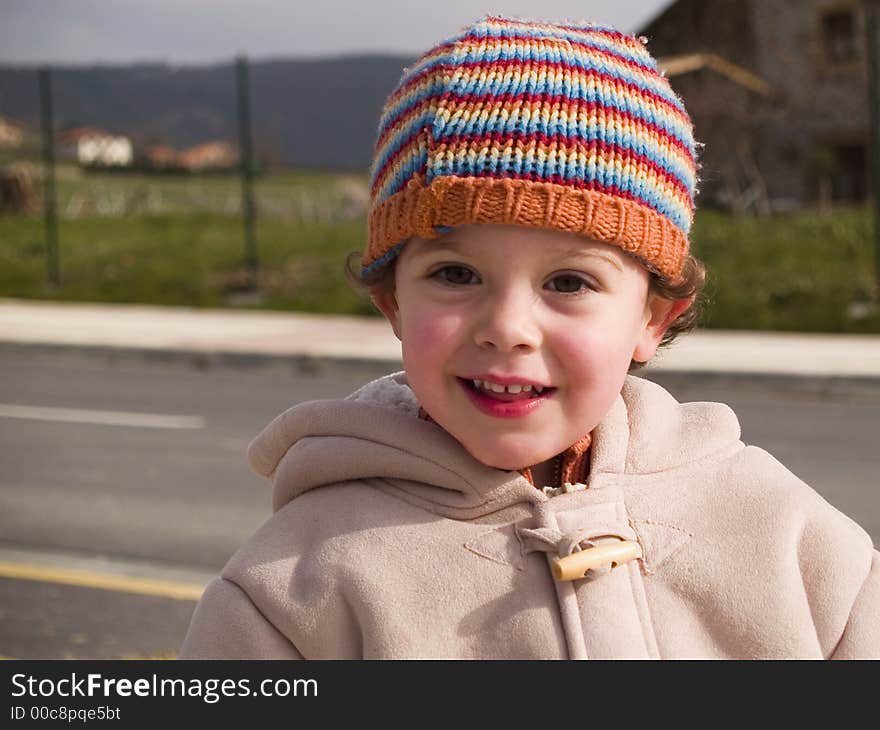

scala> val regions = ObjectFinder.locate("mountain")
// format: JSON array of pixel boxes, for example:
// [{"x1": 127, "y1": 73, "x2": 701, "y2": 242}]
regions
[{"x1": 0, "y1": 55, "x2": 413, "y2": 171}]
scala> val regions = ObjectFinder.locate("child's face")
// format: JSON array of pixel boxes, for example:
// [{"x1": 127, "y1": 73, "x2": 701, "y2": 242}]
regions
[{"x1": 371, "y1": 224, "x2": 688, "y2": 471}]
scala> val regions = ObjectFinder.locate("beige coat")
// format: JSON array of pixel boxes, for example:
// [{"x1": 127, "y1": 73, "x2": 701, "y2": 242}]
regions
[{"x1": 179, "y1": 372, "x2": 879, "y2": 659}]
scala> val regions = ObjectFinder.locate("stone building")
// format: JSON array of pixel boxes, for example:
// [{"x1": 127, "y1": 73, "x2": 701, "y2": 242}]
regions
[{"x1": 638, "y1": 0, "x2": 871, "y2": 210}]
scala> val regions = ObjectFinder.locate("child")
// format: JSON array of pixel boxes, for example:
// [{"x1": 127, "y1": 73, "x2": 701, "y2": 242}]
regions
[{"x1": 180, "y1": 15, "x2": 879, "y2": 659}]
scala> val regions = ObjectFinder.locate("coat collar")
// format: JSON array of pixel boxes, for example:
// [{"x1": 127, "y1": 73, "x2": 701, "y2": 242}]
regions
[
  {"x1": 416, "y1": 406, "x2": 592, "y2": 489},
  {"x1": 249, "y1": 371, "x2": 743, "y2": 516}
]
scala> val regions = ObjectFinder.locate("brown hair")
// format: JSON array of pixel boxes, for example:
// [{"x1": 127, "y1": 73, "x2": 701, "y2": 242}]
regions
[{"x1": 344, "y1": 247, "x2": 707, "y2": 371}]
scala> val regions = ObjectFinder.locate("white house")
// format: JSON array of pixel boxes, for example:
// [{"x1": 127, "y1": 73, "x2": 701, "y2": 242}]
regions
[{"x1": 57, "y1": 127, "x2": 133, "y2": 168}]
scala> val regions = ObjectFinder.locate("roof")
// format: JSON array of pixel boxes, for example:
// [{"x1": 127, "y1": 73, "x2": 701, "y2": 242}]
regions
[
  {"x1": 658, "y1": 52, "x2": 774, "y2": 96},
  {"x1": 177, "y1": 140, "x2": 237, "y2": 168},
  {"x1": 56, "y1": 126, "x2": 125, "y2": 144},
  {"x1": 0, "y1": 114, "x2": 24, "y2": 130}
]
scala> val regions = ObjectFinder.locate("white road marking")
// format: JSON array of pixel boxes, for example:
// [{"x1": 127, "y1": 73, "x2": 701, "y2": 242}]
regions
[{"x1": 0, "y1": 403, "x2": 204, "y2": 429}]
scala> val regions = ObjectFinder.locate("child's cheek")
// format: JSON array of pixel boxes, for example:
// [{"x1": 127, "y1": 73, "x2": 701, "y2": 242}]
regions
[
  {"x1": 553, "y1": 321, "x2": 635, "y2": 386},
  {"x1": 399, "y1": 309, "x2": 465, "y2": 372}
]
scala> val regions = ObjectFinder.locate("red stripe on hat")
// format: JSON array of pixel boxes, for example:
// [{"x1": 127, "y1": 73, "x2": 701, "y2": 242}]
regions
[
  {"x1": 371, "y1": 126, "x2": 424, "y2": 197},
  {"x1": 447, "y1": 58, "x2": 689, "y2": 125},
  {"x1": 373, "y1": 101, "x2": 693, "y2": 203},
  {"x1": 435, "y1": 131, "x2": 692, "y2": 201},
  {"x1": 437, "y1": 90, "x2": 695, "y2": 161},
  {"x1": 378, "y1": 29, "x2": 675, "y2": 137}
]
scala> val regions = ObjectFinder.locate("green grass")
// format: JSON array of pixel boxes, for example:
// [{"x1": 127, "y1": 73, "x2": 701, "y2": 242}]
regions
[
  {"x1": 0, "y1": 212, "x2": 377, "y2": 317},
  {"x1": 691, "y1": 207, "x2": 880, "y2": 333},
  {"x1": 19, "y1": 164, "x2": 370, "y2": 219},
  {"x1": 1, "y1": 166, "x2": 880, "y2": 332}
]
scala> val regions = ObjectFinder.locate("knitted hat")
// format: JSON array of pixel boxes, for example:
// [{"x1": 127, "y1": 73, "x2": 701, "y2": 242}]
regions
[{"x1": 363, "y1": 15, "x2": 698, "y2": 283}]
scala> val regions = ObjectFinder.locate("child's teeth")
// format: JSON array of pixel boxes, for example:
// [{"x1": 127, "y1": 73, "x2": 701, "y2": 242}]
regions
[{"x1": 470, "y1": 379, "x2": 548, "y2": 395}]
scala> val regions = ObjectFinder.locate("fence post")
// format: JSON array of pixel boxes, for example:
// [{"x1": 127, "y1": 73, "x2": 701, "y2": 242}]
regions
[
  {"x1": 38, "y1": 67, "x2": 59, "y2": 287},
  {"x1": 867, "y1": 1, "x2": 880, "y2": 299},
  {"x1": 236, "y1": 55, "x2": 258, "y2": 288}
]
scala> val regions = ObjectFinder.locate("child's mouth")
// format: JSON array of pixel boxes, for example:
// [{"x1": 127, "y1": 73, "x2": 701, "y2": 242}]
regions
[{"x1": 458, "y1": 377, "x2": 556, "y2": 400}]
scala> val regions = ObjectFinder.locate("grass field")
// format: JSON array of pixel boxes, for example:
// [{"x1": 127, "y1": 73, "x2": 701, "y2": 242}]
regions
[
  {"x1": 691, "y1": 207, "x2": 880, "y2": 333},
  {"x1": 1, "y1": 166, "x2": 879, "y2": 332},
  {"x1": 5, "y1": 161, "x2": 368, "y2": 220},
  {"x1": 0, "y1": 212, "x2": 375, "y2": 315}
]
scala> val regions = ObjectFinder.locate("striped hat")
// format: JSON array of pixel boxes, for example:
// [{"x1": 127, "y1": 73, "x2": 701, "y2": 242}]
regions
[{"x1": 363, "y1": 15, "x2": 698, "y2": 283}]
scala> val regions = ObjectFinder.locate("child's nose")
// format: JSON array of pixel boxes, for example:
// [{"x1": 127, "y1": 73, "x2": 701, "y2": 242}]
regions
[{"x1": 472, "y1": 288, "x2": 542, "y2": 352}]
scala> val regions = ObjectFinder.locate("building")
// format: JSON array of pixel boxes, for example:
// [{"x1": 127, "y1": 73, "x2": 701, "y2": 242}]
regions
[
  {"x1": 638, "y1": 0, "x2": 870, "y2": 209},
  {"x1": 143, "y1": 144, "x2": 180, "y2": 170},
  {"x1": 139, "y1": 140, "x2": 238, "y2": 173},
  {"x1": 177, "y1": 141, "x2": 238, "y2": 172},
  {"x1": 57, "y1": 127, "x2": 133, "y2": 168},
  {"x1": 0, "y1": 115, "x2": 24, "y2": 148}
]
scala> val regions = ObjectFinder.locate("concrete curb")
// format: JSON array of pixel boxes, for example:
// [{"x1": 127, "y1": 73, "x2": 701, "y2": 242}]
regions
[
  {"x1": 0, "y1": 341, "x2": 401, "y2": 380},
  {"x1": 640, "y1": 368, "x2": 880, "y2": 399},
  {"x1": 5, "y1": 340, "x2": 880, "y2": 398},
  {"x1": 3, "y1": 298, "x2": 879, "y2": 395}
]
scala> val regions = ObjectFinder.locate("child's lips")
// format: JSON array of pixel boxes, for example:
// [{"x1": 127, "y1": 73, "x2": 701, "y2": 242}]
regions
[
  {"x1": 457, "y1": 377, "x2": 557, "y2": 400},
  {"x1": 480, "y1": 390, "x2": 534, "y2": 402},
  {"x1": 457, "y1": 377, "x2": 556, "y2": 417}
]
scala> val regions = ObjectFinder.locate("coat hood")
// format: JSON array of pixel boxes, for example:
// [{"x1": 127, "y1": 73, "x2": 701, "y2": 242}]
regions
[{"x1": 247, "y1": 371, "x2": 743, "y2": 516}]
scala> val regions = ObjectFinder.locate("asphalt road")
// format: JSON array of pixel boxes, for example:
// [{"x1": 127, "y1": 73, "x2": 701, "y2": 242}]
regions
[{"x1": 1, "y1": 349, "x2": 878, "y2": 658}]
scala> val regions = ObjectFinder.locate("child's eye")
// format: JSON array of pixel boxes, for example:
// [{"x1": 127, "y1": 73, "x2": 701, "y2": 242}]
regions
[
  {"x1": 428, "y1": 267, "x2": 593, "y2": 293},
  {"x1": 547, "y1": 273, "x2": 593, "y2": 295},
  {"x1": 430, "y1": 265, "x2": 477, "y2": 286}
]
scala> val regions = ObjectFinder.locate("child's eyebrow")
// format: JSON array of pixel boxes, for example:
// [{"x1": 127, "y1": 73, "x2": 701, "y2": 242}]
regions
[
  {"x1": 558, "y1": 249, "x2": 624, "y2": 273},
  {"x1": 408, "y1": 241, "x2": 468, "y2": 261},
  {"x1": 412, "y1": 241, "x2": 624, "y2": 273}
]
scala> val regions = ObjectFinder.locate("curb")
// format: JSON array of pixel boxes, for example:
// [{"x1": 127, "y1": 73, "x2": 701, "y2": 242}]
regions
[
  {"x1": 0, "y1": 341, "x2": 401, "y2": 380},
  {"x1": 5, "y1": 340, "x2": 880, "y2": 398},
  {"x1": 640, "y1": 368, "x2": 880, "y2": 400}
]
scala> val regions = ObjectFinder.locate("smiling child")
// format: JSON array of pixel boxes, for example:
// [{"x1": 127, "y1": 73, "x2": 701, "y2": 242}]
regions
[
  {"x1": 180, "y1": 15, "x2": 879, "y2": 659},
  {"x1": 370, "y1": 223, "x2": 691, "y2": 488}
]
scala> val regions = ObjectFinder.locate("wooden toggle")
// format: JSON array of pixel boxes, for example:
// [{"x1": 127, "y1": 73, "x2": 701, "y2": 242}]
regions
[{"x1": 552, "y1": 540, "x2": 642, "y2": 581}]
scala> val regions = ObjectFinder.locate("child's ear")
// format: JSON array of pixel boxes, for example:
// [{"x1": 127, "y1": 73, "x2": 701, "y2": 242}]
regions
[
  {"x1": 632, "y1": 294, "x2": 694, "y2": 363},
  {"x1": 370, "y1": 289, "x2": 402, "y2": 341}
]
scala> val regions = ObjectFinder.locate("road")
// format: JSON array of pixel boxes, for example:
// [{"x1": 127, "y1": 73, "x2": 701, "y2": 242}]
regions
[{"x1": 1, "y1": 349, "x2": 878, "y2": 658}]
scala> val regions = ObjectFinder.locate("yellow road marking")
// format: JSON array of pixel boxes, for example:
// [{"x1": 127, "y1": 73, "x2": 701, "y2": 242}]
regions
[
  {"x1": 121, "y1": 651, "x2": 177, "y2": 660},
  {"x1": 0, "y1": 561, "x2": 205, "y2": 601}
]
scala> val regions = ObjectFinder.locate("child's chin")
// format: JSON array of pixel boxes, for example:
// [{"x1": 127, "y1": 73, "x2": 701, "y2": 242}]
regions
[{"x1": 463, "y1": 447, "x2": 534, "y2": 473}]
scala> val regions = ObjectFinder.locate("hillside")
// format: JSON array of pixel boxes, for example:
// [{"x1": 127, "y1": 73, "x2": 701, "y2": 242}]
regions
[{"x1": 0, "y1": 55, "x2": 412, "y2": 171}]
